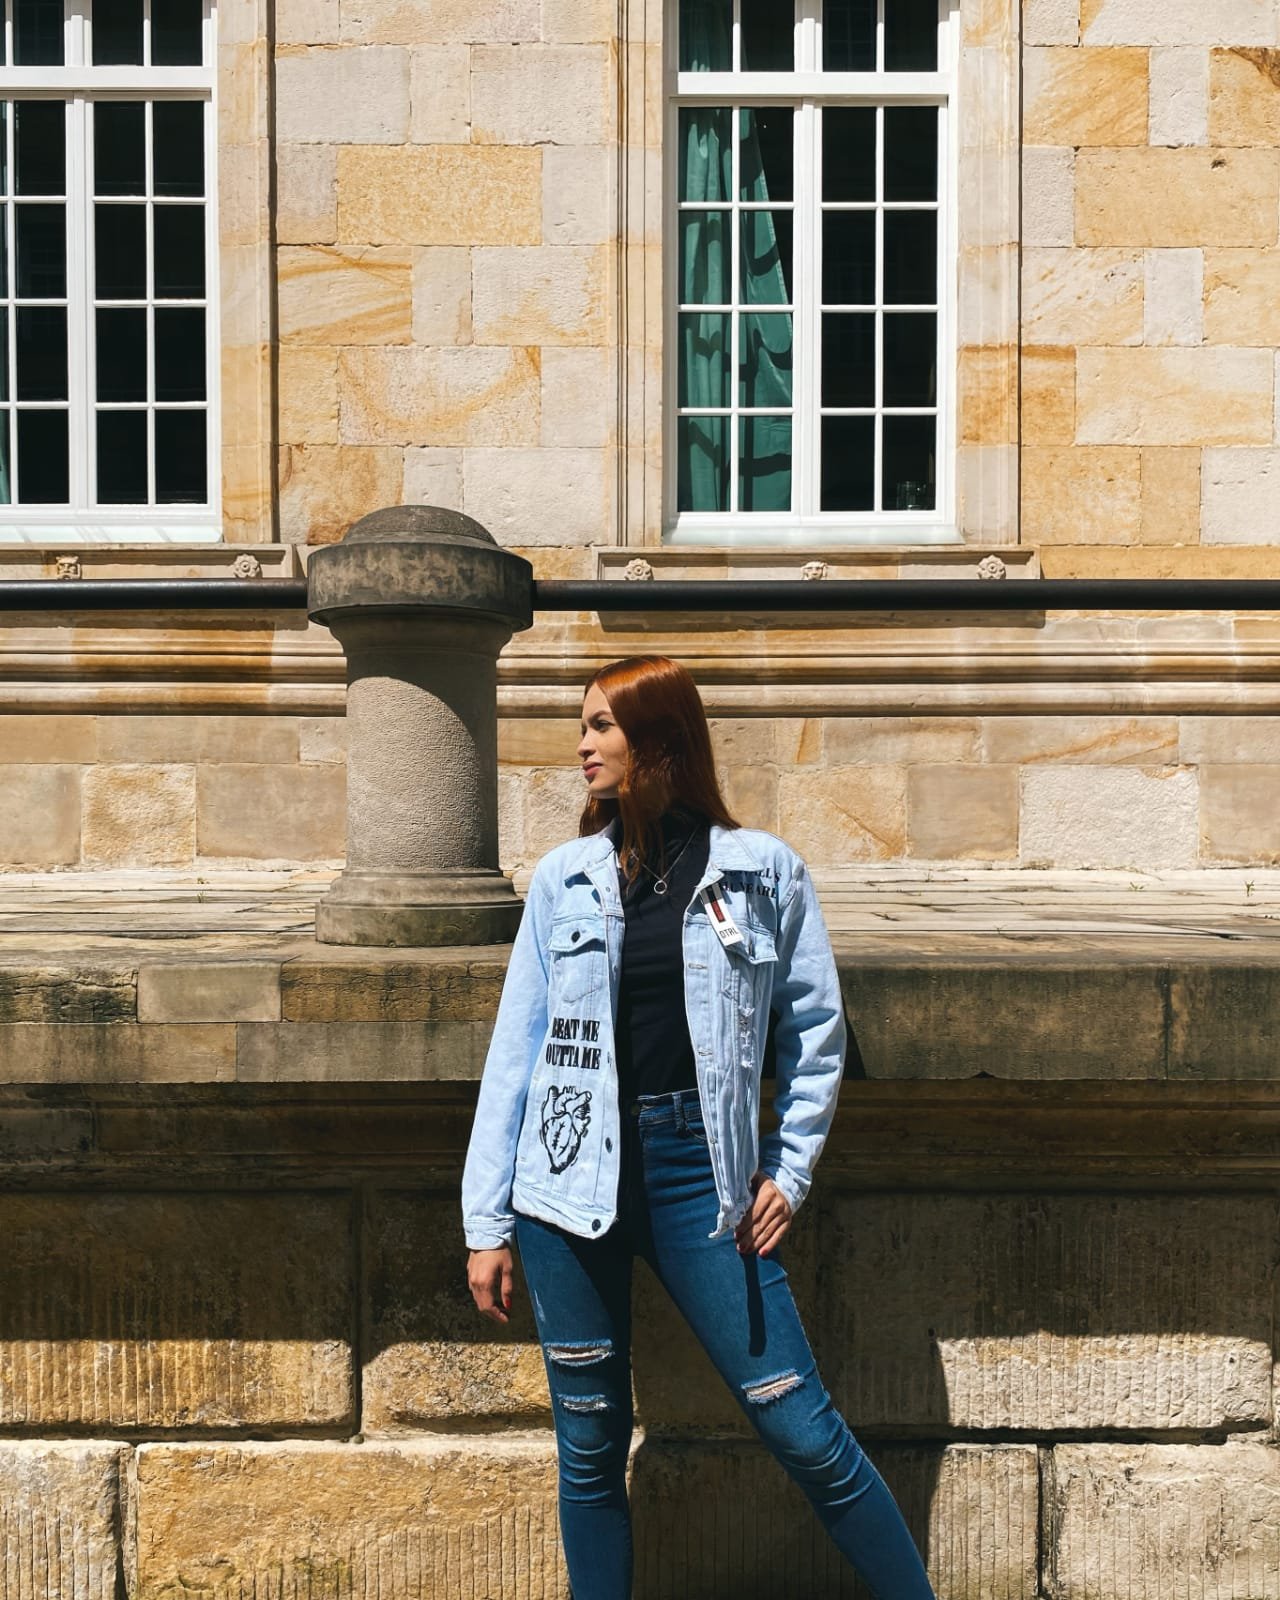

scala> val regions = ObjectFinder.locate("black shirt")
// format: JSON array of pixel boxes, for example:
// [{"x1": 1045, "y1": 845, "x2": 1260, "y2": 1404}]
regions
[{"x1": 614, "y1": 810, "x2": 711, "y2": 1102}]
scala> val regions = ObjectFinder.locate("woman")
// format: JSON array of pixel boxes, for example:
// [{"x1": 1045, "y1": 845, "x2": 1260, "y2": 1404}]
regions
[{"x1": 462, "y1": 655, "x2": 936, "y2": 1600}]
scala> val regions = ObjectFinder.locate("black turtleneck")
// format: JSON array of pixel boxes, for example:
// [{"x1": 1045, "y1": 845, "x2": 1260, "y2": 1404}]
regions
[{"x1": 614, "y1": 810, "x2": 711, "y2": 1102}]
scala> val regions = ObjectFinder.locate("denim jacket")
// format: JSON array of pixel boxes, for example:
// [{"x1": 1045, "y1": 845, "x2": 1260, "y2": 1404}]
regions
[{"x1": 461, "y1": 823, "x2": 847, "y2": 1250}]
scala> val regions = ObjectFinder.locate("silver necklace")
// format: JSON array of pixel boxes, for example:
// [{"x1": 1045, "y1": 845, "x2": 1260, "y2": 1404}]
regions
[{"x1": 625, "y1": 826, "x2": 699, "y2": 896}]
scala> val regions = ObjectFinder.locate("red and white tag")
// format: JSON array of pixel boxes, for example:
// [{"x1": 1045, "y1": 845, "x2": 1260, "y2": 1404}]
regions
[{"x1": 698, "y1": 884, "x2": 744, "y2": 947}]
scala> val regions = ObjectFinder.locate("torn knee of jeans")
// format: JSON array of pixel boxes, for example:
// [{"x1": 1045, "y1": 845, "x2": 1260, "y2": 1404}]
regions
[
  {"x1": 546, "y1": 1340, "x2": 612, "y2": 1368},
  {"x1": 743, "y1": 1369, "x2": 803, "y2": 1406},
  {"x1": 559, "y1": 1391, "x2": 611, "y2": 1414}
]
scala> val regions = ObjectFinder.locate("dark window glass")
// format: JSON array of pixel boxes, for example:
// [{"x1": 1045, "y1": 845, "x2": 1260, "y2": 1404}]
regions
[
  {"x1": 739, "y1": 106, "x2": 792, "y2": 203},
  {"x1": 16, "y1": 205, "x2": 66, "y2": 297},
  {"x1": 739, "y1": 415, "x2": 791, "y2": 512},
  {"x1": 96, "y1": 205, "x2": 147, "y2": 299},
  {"x1": 16, "y1": 306, "x2": 66, "y2": 399},
  {"x1": 677, "y1": 414, "x2": 728, "y2": 512},
  {"x1": 739, "y1": 311, "x2": 793, "y2": 408},
  {"x1": 96, "y1": 307, "x2": 147, "y2": 402},
  {"x1": 883, "y1": 211, "x2": 937, "y2": 305},
  {"x1": 883, "y1": 313, "x2": 936, "y2": 405},
  {"x1": 0, "y1": 219, "x2": 9, "y2": 297},
  {"x1": 820, "y1": 415, "x2": 874, "y2": 510},
  {"x1": 154, "y1": 206, "x2": 205, "y2": 298},
  {"x1": 823, "y1": 0, "x2": 874, "y2": 70},
  {"x1": 153, "y1": 103, "x2": 204, "y2": 197},
  {"x1": 97, "y1": 409, "x2": 148, "y2": 503},
  {"x1": 821, "y1": 313, "x2": 874, "y2": 408},
  {"x1": 679, "y1": 0, "x2": 731, "y2": 70},
  {"x1": 152, "y1": 0, "x2": 204, "y2": 65},
  {"x1": 17, "y1": 408, "x2": 68, "y2": 501},
  {"x1": 0, "y1": 105, "x2": 8, "y2": 195},
  {"x1": 0, "y1": 418, "x2": 10, "y2": 503},
  {"x1": 16, "y1": 102, "x2": 65, "y2": 196},
  {"x1": 885, "y1": 0, "x2": 938, "y2": 71},
  {"x1": 883, "y1": 415, "x2": 936, "y2": 509},
  {"x1": 14, "y1": 0, "x2": 63, "y2": 65},
  {"x1": 679, "y1": 107, "x2": 732, "y2": 203},
  {"x1": 155, "y1": 409, "x2": 207, "y2": 502},
  {"x1": 92, "y1": 0, "x2": 144, "y2": 63},
  {"x1": 678, "y1": 312, "x2": 730, "y2": 408},
  {"x1": 740, "y1": 0, "x2": 793, "y2": 70},
  {"x1": 822, "y1": 211, "x2": 875, "y2": 305},
  {"x1": 94, "y1": 103, "x2": 146, "y2": 197},
  {"x1": 0, "y1": 320, "x2": 8, "y2": 402},
  {"x1": 884, "y1": 106, "x2": 938, "y2": 201},
  {"x1": 823, "y1": 106, "x2": 875, "y2": 202},
  {"x1": 678, "y1": 212, "x2": 731, "y2": 305},
  {"x1": 741, "y1": 211, "x2": 792, "y2": 304},
  {"x1": 155, "y1": 308, "x2": 205, "y2": 401}
]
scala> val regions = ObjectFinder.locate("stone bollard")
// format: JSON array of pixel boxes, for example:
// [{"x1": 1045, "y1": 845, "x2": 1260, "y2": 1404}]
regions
[{"x1": 307, "y1": 505, "x2": 534, "y2": 946}]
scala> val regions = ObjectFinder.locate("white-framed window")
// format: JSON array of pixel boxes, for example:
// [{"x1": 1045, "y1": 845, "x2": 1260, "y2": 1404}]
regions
[
  {"x1": 667, "y1": 0, "x2": 957, "y2": 545},
  {"x1": 0, "y1": 0, "x2": 217, "y2": 538}
]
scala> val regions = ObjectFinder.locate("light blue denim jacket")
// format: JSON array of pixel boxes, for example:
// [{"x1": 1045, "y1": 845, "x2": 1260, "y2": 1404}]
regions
[{"x1": 461, "y1": 823, "x2": 847, "y2": 1250}]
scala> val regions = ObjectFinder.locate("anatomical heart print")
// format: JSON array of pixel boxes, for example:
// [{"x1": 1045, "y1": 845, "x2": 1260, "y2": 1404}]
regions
[{"x1": 540, "y1": 1084, "x2": 592, "y2": 1174}]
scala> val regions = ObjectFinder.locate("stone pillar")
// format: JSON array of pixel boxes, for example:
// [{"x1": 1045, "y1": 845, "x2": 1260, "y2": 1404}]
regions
[{"x1": 307, "y1": 506, "x2": 533, "y2": 947}]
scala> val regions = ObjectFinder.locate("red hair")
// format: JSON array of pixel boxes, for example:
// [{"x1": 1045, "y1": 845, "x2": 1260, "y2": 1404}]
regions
[{"x1": 578, "y1": 655, "x2": 739, "y2": 880}]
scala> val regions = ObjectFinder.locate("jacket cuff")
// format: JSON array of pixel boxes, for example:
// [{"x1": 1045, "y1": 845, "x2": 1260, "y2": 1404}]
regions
[
  {"x1": 759, "y1": 1163, "x2": 806, "y2": 1219},
  {"x1": 464, "y1": 1222, "x2": 515, "y2": 1251}
]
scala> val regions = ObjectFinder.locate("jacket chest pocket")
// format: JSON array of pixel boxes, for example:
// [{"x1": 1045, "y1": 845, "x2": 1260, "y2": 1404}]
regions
[
  {"x1": 718, "y1": 922, "x2": 778, "y2": 1000},
  {"x1": 548, "y1": 916, "x2": 608, "y2": 1006}
]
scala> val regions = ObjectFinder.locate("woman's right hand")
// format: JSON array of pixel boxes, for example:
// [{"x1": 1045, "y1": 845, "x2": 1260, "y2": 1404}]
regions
[{"x1": 468, "y1": 1247, "x2": 515, "y2": 1324}]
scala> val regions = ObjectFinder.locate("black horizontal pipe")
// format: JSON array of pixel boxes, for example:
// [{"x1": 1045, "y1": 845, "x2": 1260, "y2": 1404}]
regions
[{"x1": 0, "y1": 576, "x2": 1279, "y2": 612}]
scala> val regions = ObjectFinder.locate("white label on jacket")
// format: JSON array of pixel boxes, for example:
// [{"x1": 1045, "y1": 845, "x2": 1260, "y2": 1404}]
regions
[{"x1": 699, "y1": 885, "x2": 744, "y2": 947}]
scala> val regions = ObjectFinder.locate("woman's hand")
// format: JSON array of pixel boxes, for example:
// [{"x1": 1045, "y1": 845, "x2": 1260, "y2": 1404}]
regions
[
  {"x1": 735, "y1": 1173, "x2": 792, "y2": 1258},
  {"x1": 468, "y1": 1246, "x2": 515, "y2": 1323}
]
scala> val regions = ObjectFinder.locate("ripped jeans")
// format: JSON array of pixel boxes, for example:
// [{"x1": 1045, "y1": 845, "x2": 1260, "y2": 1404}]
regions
[{"x1": 513, "y1": 1087, "x2": 937, "y2": 1600}]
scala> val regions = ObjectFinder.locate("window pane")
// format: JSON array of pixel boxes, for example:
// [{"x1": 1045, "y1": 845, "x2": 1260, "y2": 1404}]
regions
[
  {"x1": 679, "y1": 211, "x2": 731, "y2": 305},
  {"x1": 884, "y1": 106, "x2": 938, "y2": 201},
  {"x1": 153, "y1": 103, "x2": 204, "y2": 197},
  {"x1": 96, "y1": 307, "x2": 147, "y2": 402},
  {"x1": 883, "y1": 415, "x2": 936, "y2": 509},
  {"x1": 821, "y1": 313, "x2": 874, "y2": 407},
  {"x1": 17, "y1": 409, "x2": 68, "y2": 501},
  {"x1": 823, "y1": 211, "x2": 875, "y2": 305},
  {"x1": 155, "y1": 410, "x2": 207, "y2": 502},
  {"x1": 0, "y1": 418, "x2": 10, "y2": 502},
  {"x1": 739, "y1": 312, "x2": 792, "y2": 407},
  {"x1": 883, "y1": 313, "x2": 936, "y2": 405},
  {"x1": 155, "y1": 307, "x2": 205, "y2": 401},
  {"x1": 16, "y1": 103, "x2": 65, "y2": 196},
  {"x1": 740, "y1": 0, "x2": 793, "y2": 71},
  {"x1": 677, "y1": 415, "x2": 728, "y2": 512},
  {"x1": 0, "y1": 320, "x2": 8, "y2": 400},
  {"x1": 96, "y1": 206, "x2": 147, "y2": 299},
  {"x1": 741, "y1": 211, "x2": 792, "y2": 304},
  {"x1": 679, "y1": 107, "x2": 732, "y2": 203},
  {"x1": 97, "y1": 410, "x2": 148, "y2": 503},
  {"x1": 93, "y1": 0, "x2": 144, "y2": 63},
  {"x1": 0, "y1": 225, "x2": 7, "y2": 297},
  {"x1": 823, "y1": 107, "x2": 875, "y2": 202},
  {"x1": 679, "y1": 0, "x2": 731, "y2": 70},
  {"x1": 739, "y1": 106, "x2": 792, "y2": 203},
  {"x1": 885, "y1": 0, "x2": 939, "y2": 71},
  {"x1": 678, "y1": 312, "x2": 730, "y2": 408},
  {"x1": 823, "y1": 0, "x2": 874, "y2": 70},
  {"x1": 0, "y1": 105, "x2": 8, "y2": 195},
  {"x1": 739, "y1": 416, "x2": 791, "y2": 512},
  {"x1": 16, "y1": 205, "x2": 66, "y2": 297},
  {"x1": 821, "y1": 416, "x2": 874, "y2": 510},
  {"x1": 884, "y1": 211, "x2": 936, "y2": 305},
  {"x1": 16, "y1": 306, "x2": 66, "y2": 399},
  {"x1": 94, "y1": 103, "x2": 146, "y2": 197},
  {"x1": 154, "y1": 206, "x2": 206, "y2": 298},
  {"x1": 152, "y1": 0, "x2": 204, "y2": 65},
  {"x1": 14, "y1": 0, "x2": 63, "y2": 65}
]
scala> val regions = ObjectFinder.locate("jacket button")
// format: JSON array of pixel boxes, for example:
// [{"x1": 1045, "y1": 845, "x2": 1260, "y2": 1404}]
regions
[
  {"x1": 591, "y1": 1219, "x2": 601, "y2": 1231},
  {"x1": 571, "y1": 930, "x2": 580, "y2": 942},
  {"x1": 605, "y1": 1137, "x2": 613, "y2": 1152}
]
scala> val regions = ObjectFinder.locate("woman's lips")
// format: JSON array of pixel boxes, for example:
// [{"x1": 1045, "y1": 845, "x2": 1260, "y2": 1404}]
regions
[{"x1": 583, "y1": 764, "x2": 601, "y2": 778}]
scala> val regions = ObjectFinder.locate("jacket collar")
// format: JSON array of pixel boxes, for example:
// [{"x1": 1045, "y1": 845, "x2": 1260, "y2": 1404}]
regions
[{"x1": 568, "y1": 820, "x2": 760, "y2": 882}]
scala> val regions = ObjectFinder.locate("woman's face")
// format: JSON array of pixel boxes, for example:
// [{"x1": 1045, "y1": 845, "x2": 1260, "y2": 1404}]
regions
[{"x1": 578, "y1": 683, "x2": 629, "y2": 799}]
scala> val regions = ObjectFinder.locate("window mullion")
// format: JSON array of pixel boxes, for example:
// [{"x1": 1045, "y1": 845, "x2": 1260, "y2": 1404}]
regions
[{"x1": 67, "y1": 93, "x2": 89, "y2": 513}]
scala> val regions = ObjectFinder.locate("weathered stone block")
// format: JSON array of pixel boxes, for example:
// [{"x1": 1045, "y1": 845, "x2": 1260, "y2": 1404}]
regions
[
  {"x1": 138, "y1": 962, "x2": 282, "y2": 1023},
  {"x1": 1021, "y1": 345, "x2": 1076, "y2": 442},
  {"x1": 281, "y1": 952, "x2": 506, "y2": 1022},
  {"x1": 279, "y1": 345, "x2": 339, "y2": 444},
  {"x1": 1081, "y1": 0, "x2": 1279, "y2": 46},
  {"x1": 1202, "y1": 446, "x2": 1280, "y2": 542},
  {"x1": 1023, "y1": 0, "x2": 1080, "y2": 47},
  {"x1": 338, "y1": 346, "x2": 541, "y2": 448},
  {"x1": 958, "y1": 343, "x2": 1016, "y2": 446},
  {"x1": 907, "y1": 765, "x2": 1018, "y2": 860},
  {"x1": 0, "y1": 1443, "x2": 124, "y2": 1600},
  {"x1": 412, "y1": 247, "x2": 471, "y2": 345},
  {"x1": 471, "y1": 43, "x2": 610, "y2": 146},
  {"x1": 278, "y1": 245, "x2": 413, "y2": 345},
  {"x1": 402, "y1": 445, "x2": 463, "y2": 506},
  {"x1": 0, "y1": 714, "x2": 96, "y2": 762},
  {"x1": 721, "y1": 762, "x2": 779, "y2": 831},
  {"x1": 1144, "y1": 247, "x2": 1204, "y2": 344},
  {"x1": 1023, "y1": 46, "x2": 1148, "y2": 146},
  {"x1": 235, "y1": 1019, "x2": 493, "y2": 1080},
  {"x1": 1140, "y1": 446, "x2": 1202, "y2": 542},
  {"x1": 1169, "y1": 962, "x2": 1280, "y2": 1076},
  {"x1": 134, "y1": 1440, "x2": 566, "y2": 1598},
  {"x1": 83, "y1": 764, "x2": 195, "y2": 868},
  {"x1": 1022, "y1": 247, "x2": 1143, "y2": 346},
  {"x1": 277, "y1": 142, "x2": 337, "y2": 245},
  {"x1": 279, "y1": 442, "x2": 405, "y2": 544},
  {"x1": 1022, "y1": 147, "x2": 1076, "y2": 247},
  {"x1": 1199, "y1": 764, "x2": 1280, "y2": 862},
  {"x1": 1076, "y1": 147, "x2": 1280, "y2": 246},
  {"x1": 462, "y1": 446, "x2": 611, "y2": 544},
  {"x1": 344, "y1": 0, "x2": 540, "y2": 43},
  {"x1": 408, "y1": 44, "x2": 470, "y2": 142},
  {"x1": 777, "y1": 766, "x2": 906, "y2": 864},
  {"x1": 0, "y1": 1022, "x2": 235, "y2": 1082},
  {"x1": 1181, "y1": 715, "x2": 1280, "y2": 762},
  {"x1": 1205, "y1": 248, "x2": 1280, "y2": 343},
  {"x1": 1209, "y1": 45, "x2": 1280, "y2": 146},
  {"x1": 1022, "y1": 445, "x2": 1141, "y2": 541},
  {"x1": 540, "y1": 347, "x2": 617, "y2": 446},
  {"x1": 96, "y1": 716, "x2": 301, "y2": 765},
  {"x1": 543, "y1": 0, "x2": 617, "y2": 42},
  {"x1": 336, "y1": 145, "x2": 542, "y2": 247},
  {"x1": 1076, "y1": 348, "x2": 1274, "y2": 446},
  {"x1": 824, "y1": 718, "x2": 981, "y2": 765},
  {"x1": 1049, "y1": 1442, "x2": 1280, "y2": 1599},
  {"x1": 980, "y1": 715, "x2": 1179, "y2": 764},
  {"x1": 278, "y1": 0, "x2": 339, "y2": 44},
  {"x1": 0, "y1": 1193, "x2": 352, "y2": 1427},
  {"x1": 472, "y1": 245, "x2": 610, "y2": 347},
  {"x1": 0, "y1": 765, "x2": 80, "y2": 867},
  {"x1": 498, "y1": 717, "x2": 582, "y2": 765},
  {"x1": 823, "y1": 1193, "x2": 1275, "y2": 1431},
  {"x1": 1149, "y1": 44, "x2": 1209, "y2": 146},
  {"x1": 276, "y1": 45, "x2": 410, "y2": 144},
  {"x1": 196, "y1": 763, "x2": 346, "y2": 862},
  {"x1": 0, "y1": 965, "x2": 133, "y2": 1024},
  {"x1": 543, "y1": 144, "x2": 615, "y2": 245},
  {"x1": 1021, "y1": 766, "x2": 1199, "y2": 868}
]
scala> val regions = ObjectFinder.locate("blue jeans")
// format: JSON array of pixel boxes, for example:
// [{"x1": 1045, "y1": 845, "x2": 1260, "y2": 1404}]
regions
[{"x1": 514, "y1": 1087, "x2": 937, "y2": 1600}]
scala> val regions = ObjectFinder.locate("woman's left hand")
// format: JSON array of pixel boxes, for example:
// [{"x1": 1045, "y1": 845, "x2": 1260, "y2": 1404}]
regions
[{"x1": 735, "y1": 1172, "x2": 792, "y2": 1258}]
